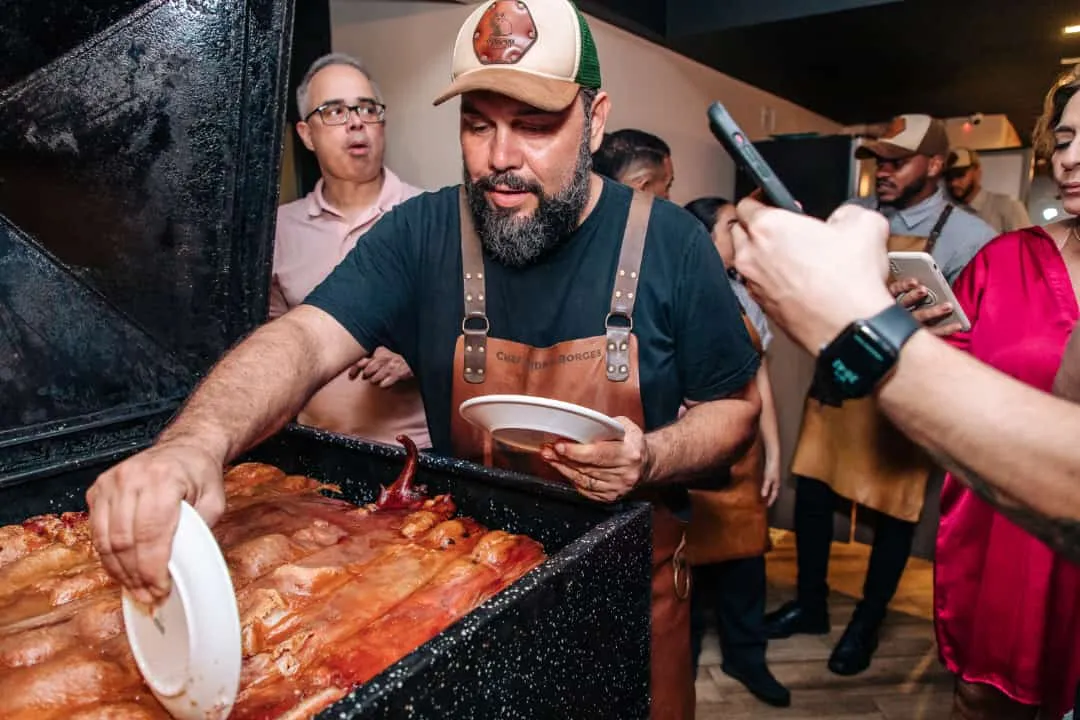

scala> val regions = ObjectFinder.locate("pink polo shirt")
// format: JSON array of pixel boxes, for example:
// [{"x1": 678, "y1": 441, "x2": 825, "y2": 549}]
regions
[{"x1": 270, "y1": 169, "x2": 431, "y2": 448}]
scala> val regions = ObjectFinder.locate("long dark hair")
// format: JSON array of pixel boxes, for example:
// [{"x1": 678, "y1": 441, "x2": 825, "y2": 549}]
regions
[{"x1": 683, "y1": 196, "x2": 732, "y2": 233}]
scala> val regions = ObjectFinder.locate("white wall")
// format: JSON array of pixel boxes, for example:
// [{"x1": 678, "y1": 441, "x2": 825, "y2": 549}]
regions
[{"x1": 329, "y1": 0, "x2": 842, "y2": 205}]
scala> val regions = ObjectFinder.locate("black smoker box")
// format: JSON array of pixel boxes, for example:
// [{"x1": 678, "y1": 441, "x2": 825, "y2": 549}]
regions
[{"x1": 0, "y1": 0, "x2": 652, "y2": 717}]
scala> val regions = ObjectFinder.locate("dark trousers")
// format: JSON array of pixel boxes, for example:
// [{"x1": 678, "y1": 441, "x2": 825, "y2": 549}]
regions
[
  {"x1": 794, "y1": 475, "x2": 915, "y2": 620},
  {"x1": 690, "y1": 555, "x2": 768, "y2": 676}
]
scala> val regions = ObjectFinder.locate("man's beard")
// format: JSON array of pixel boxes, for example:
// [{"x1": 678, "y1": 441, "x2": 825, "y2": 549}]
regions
[
  {"x1": 464, "y1": 133, "x2": 592, "y2": 269},
  {"x1": 879, "y1": 172, "x2": 933, "y2": 210}
]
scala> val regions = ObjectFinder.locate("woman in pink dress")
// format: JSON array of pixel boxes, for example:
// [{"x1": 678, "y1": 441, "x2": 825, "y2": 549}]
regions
[{"x1": 935, "y1": 64, "x2": 1080, "y2": 719}]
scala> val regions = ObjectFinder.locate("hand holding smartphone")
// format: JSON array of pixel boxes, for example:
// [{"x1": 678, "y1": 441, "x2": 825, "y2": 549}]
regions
[
  {"x1": 706, "y1": 102, "x2": 802, "y2": 214},
  {"x1": 887, "y1": 251, "x2": 971, "y2": 333}
]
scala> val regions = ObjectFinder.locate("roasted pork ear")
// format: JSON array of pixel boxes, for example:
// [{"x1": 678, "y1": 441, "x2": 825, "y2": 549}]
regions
[
  {"x1": 0, "y1": 459, "x2": 546, "y2": 719},
  {"x1": 375, "y1": 435, "x2": 428, "y2": 510}
]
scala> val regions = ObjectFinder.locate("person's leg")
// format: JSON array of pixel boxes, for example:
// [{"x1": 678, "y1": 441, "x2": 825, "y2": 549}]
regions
[
  {"x1": 829, "y1": 510, "x2": 916, "y2": 675},
  {"x1": 951, "y1": 678, "x2": 1039, "y2": 720},
  {"x1": 714, "y1": 555, "x2": 790, "y2": 707},
  {"x1": 689, "y1": 563, "x2": 717, "y2": 678},
  {"x1": 764, "y1": 475, "x2": 834, "y2": 638}
]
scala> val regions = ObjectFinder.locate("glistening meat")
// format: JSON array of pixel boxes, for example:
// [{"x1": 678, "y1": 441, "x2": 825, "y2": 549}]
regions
[{"x1": 0, "y1": 435, "x2": 547, "y2": 719}]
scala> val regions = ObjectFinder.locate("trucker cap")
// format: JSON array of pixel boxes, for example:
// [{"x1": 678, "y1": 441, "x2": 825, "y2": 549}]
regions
[
  {"x1": 854, "y1": 114, "x2": 950, "y2": 161},
  {"x1": 946, "y1": 147, "x2": 979, "y2": 171},
  {"x1": 432, "y1": 0, "x2": 602, "y2": 112}
]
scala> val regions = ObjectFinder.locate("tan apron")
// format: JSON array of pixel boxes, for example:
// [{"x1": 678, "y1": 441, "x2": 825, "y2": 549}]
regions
[
  {"x1": 448, "y1": 188, "x2": 695, "y2": 720},
  {"x1": 790, "y1": 205, "x2": 953, "y2": 523},
  {"x1": 686, "y1": 312, "x2": 770, "y2": 565}
]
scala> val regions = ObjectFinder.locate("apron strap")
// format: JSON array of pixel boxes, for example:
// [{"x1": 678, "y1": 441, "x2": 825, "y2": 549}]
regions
[
  {"x1": 924, "y1": 203, "x2": 954, "y2": 255},
  {"x1": 458, "y1": 187, "x2": 488, "y2": 384},
  {"x1": 606, "y1": 190, "x2": 653, "y2": 382}
]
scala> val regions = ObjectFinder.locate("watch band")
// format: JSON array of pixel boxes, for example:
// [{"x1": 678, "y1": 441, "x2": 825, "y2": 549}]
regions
[{"x1": 863, "y1": 302, "x2": 921, "y2": 355}]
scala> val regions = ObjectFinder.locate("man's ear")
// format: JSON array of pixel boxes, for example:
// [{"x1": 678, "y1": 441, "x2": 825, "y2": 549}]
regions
[
  {"x1": 296, "y1": 120, "x2": 316, "y2": 153},
  {"x1": 927, "y1": 154, "x2": 945, "y2": 179},
  {"x1": 587, "y1": 91, "x2": 611, "y2": 154}
]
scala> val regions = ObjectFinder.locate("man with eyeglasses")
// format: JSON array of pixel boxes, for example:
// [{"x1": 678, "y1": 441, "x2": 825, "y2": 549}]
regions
[{"x1": 270, "y1": 53, "x2": 430, "y2": 449}]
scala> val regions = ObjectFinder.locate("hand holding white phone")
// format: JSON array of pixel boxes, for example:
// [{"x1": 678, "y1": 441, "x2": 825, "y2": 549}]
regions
[{"x1": 886, "y1": 251, "x2": 971, "y2": 334}]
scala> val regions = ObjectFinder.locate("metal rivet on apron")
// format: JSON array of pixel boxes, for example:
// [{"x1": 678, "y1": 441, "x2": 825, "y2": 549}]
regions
[
  {"x1": 620, "y1": 342, "x2": 627, "y2": 351},
  {"x1": 479, "y1": 346, "x2": 485, "y2": 353},
  {"x1": 465, "y1": 272, "x2": 472, "y2": 280},
  {"x1": 619, "y1": 269, "x2": 626, "y2": 276},
  {"x1": 619, "y1": 365, "x2": 627, "y2": 373},
  {"x1": 466, "y1": 345, "x2": 472, "y2": 352},
  {"x1": 477, "y1": 272, "x2": 483, "y2": 280},
  {"x1": 466, "y1": 294, "x2": 473, "y2": 302},
  {"x1": 630, "y1": 271, "x2": 637, "y2": 279},
  {"x1": 478, "y1": 294, "x2": 484, "y2": 301},
  {"x1": 478, "y1": 368, "x2": 484, "y2": 375},
  {"x1": 608, "y1": 342, "x2": 615, "y2": 351},
  {"x1": 607, "y1": 365, "x2": 615, "y2": 373},
  {"x1": 627, "y1": 292, "x2": 634, "y2": 300},
  {"x1": 615, "y1": 290, "x2": 622, "y2": 298}
]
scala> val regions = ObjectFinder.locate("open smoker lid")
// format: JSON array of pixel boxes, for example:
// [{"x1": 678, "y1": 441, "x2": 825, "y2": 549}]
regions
[{"x1": 0, "y1": 0, "x2": 295, "y2": 482}]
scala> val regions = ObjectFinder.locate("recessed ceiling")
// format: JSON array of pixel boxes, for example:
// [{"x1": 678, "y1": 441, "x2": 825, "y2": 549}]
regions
[{"x1": 580, "y1": 0, "x2": 1080, "y2": 143}]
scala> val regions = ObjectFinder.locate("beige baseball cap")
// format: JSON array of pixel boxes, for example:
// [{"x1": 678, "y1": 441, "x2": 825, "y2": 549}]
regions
[
  {"x1": 947, "y1": 147, "x2": 979, "y2": 171},
  {"x1": 855, "y1": 114, "x2": 950, "y2": 161},
  {"x1": 432, "y1": 0, "x2": 602, "y2": 112}
]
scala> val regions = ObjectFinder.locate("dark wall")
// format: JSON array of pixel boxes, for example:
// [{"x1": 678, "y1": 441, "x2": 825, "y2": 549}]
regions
[
  {"x1": 285, "y1": 0, "x2": 332, "y2": 198},
  {"x1": 0, "y1": 0, "x2": 296, "y2": 476}
]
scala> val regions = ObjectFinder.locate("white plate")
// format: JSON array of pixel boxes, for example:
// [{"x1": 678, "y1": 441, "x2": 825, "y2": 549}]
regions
[
  {"x1": 459, "y1": 394, "x2": 625, "y2": 453},
  {"x1": 122, "y1": 501, "x2": 242, "y2": 720}
]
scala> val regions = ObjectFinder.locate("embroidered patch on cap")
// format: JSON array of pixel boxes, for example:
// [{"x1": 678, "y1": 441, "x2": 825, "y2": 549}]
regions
[{"x1": 473, "y1": 0, "x2": 537, "y2": 65}]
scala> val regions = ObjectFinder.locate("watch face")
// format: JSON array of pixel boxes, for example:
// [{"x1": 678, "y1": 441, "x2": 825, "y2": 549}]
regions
[{"x1": 820, "y1": 325, "x2": 896, "y2": 399}]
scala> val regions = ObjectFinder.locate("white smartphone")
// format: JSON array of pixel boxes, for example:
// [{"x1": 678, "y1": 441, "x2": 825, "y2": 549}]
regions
[{"x1": 887, "y1": 251, "x2": 971, "y2": 333}]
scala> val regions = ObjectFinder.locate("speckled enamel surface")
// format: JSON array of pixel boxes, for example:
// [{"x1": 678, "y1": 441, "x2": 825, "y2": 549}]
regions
[{"x1": 2, "y1": 424, "x2": 652, "y2": 719}]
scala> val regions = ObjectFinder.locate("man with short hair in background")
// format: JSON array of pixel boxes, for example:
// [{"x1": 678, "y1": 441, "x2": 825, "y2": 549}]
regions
[
  {"x1": 766, "y1": 114, "x2": 996, "y2": 677},
  {"x1": 592, "y1": 128, "x2": 675, "y2": 199},
  {"x1": 945, "y1": 147, "x2": 1032, "y2": 234},
  {"x1": 270, "y1": 53, "x2": 430, "y2": 448}
]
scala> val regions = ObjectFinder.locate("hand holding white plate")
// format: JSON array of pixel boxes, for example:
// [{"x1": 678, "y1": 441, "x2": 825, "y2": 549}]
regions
[
  {"x1": 458, "y1": 394, "x2": 625, "y2": 453},
  {"x1": 122, "y1": 501, "x2": 242, "y2": 720}
]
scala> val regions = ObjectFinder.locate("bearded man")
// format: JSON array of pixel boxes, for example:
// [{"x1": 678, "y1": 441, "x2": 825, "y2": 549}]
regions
[{"x1": 85, "y1": 2, "x2": 761, "y2": 717}]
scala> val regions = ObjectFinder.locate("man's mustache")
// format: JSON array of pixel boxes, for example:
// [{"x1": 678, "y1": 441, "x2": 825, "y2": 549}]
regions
[{"x1": 474, "y1": 172, "x2": 542, "y2": 196}]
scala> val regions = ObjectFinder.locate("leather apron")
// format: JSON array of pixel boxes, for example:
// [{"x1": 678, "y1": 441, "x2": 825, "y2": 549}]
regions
[
  {"x1": 685, "y1": 312, "x2": 770, "y2": 565},
  {"x1": 448, "y1": 188, "x2": 695, "y2": 720},
  {"x1": 789, "y1": 205, "x2": 953, "y2": 523}
]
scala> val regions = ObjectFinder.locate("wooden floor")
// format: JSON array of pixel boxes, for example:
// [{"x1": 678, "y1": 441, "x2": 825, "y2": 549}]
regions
[{"x1": 695, "y1": 530, "x2": 954, "y2": 719}]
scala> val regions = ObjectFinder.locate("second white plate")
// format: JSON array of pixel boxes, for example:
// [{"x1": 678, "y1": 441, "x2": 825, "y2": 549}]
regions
[{"x1": 459, "y1": 394, "x2": 625, "y2": 453}]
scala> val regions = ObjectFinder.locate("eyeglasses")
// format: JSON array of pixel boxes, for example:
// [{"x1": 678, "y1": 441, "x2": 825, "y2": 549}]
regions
[{"x1": 304, "y1": 98, "x2": 386, "y2": 125}]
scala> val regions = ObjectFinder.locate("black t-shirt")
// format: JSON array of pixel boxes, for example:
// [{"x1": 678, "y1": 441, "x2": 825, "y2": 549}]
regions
[{"x1": 304, "y1": 177, "x2": 759, "y2": 455}]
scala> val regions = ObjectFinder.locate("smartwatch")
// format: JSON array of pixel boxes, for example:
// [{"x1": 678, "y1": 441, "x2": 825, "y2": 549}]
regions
[{"x1": 809, "y1": 303, "x2": 920, "y2": 407}]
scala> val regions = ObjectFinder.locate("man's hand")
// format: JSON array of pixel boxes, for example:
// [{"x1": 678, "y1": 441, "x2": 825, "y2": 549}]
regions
[
  {"x1": 347, "y1": 347, "x2": 414, "y2": 388},
  {"x1": 731, "y1": 198, "x2": 896, "y2": 355},
  {"x1": 761, "y1": 455, "x2": 781, "y2": 507},
  {"x1": 86, "y1": 441, "x2": 226, "y2": 606},
  {"x1": 539, "y1": 417, "x2": 652, "y2": 502},
  {"x1": 889, "y1": 277, "x2": 963, "y2": 336}
]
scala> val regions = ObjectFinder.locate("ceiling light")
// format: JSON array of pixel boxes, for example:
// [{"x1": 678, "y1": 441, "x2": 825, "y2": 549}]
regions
[
  {"x1": 1044, "y1": 208, "x2": 1060, "y2": 221},
  {"x1": 1066, "y1": 25, "x2": 1080, "y2": 35}
]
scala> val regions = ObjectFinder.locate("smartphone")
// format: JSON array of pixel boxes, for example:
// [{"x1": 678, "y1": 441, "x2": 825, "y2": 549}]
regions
[
  {"x1": 706, "y1": 102, "x2": 802, "y2": 213},
  {"x1": 887, "y1": 251, "x2": 971, "y2": 333}
]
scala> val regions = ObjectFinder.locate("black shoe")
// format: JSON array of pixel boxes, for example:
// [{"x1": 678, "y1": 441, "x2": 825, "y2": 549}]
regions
[
  {"x1": 763, "y1": 600, "x2": 830, "y2": 639},
  {"x1": 828, "y1": 611, "x2": 883, "y2": 676},
  {"x1": 721, "y1": 663, "x2": 792, "y2": 708}
]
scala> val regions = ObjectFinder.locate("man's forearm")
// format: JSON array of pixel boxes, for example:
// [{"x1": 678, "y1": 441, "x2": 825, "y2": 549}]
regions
[
  {"x1": 876, "y1": 331, "x2": 1080, "y2": 562},
  {"x1": 158, "y1": 307, "x2": 363, "y2": 464},
  {"x1": 644, "y1": 382, "x2": 760, "y2": 485}
]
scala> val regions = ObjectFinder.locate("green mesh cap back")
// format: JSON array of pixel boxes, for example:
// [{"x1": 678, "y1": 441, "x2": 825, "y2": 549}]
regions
[{"x1": 571, "y1": 3, "x2": 602, "y2": 88}]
